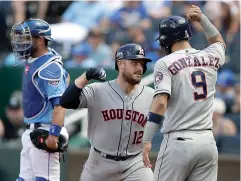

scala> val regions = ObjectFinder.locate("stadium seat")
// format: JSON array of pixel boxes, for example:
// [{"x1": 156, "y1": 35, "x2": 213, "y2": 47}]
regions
[
  {"x1": 224, "y1": 113, "x2": 240, "y2": 133},
  {"x1": 217, "y1": 135, "x2": 240, "y2": 154}
]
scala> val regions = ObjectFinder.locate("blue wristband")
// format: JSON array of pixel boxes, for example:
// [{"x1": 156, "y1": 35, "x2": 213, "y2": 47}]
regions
[
  {"x1": 148, "y1": 112, "x2": 165, "y2": 124},
  {"x1": 49, "y1": 124, "x2": 62, "y2": 137}
]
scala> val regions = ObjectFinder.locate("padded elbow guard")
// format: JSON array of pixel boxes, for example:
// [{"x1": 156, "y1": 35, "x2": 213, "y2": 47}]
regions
[{"x1": 60, "y1": 83, "x2": 82, "y2": 109}]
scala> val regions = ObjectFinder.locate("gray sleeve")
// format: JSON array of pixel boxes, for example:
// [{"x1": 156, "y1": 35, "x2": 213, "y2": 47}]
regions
[
  {"x1": 154, "y1": 60, "x2": 172, "y2": 96},
  {"x1": 203, "y1": 42, "x2": 226, "y2": 66},
  {"x1": 78, "y1": 84, "x2": 95, "y2": 108}
]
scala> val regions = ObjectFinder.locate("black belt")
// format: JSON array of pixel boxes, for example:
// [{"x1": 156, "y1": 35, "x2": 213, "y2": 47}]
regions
[
  {"x1": 26, "y1": 123, "x2": 43, "y2": 129},
  {"x1": 94, "y1": 148, "x2": 140, "y2": 161}
]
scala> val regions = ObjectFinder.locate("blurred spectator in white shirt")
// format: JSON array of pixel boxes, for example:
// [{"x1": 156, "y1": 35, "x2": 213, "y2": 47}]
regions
[
  {"x1": 142, "y1": 0, "x2": 172, "y2": 19},
  {"x1": 212, "y1": 98, "x2": 237, "y2": 137},
  {"x1": 51, "y1": 1, "x2": 106, "y2": 44}
]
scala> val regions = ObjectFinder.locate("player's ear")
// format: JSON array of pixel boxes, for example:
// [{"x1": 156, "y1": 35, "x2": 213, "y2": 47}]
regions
[
  {"x1": 37, "y1": 36, "x2": 45, "y2": 46},
  {"x1": 117, "y1": 60, "x2": 124, "y2": 71}
]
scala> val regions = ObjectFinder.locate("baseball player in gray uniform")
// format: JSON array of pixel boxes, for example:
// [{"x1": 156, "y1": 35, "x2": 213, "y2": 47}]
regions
[
  {"x1": 60, "y1": 43, "x2": 154, "y2": 181},
  {"x1": 142, "y1": 5, "x2": 226, "y2": 181}
]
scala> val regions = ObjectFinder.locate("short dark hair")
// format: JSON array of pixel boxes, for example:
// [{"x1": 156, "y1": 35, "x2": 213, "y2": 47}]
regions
[
  {"x1": 44, "y1": 38, "x2": 48, "y2": 47},
  {"x1": 32, "y1": 36, "x2": 49, "y2": 47}
]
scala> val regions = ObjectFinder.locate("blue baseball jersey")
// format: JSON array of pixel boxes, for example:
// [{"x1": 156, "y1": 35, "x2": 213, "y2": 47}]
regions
[{"x1": 22, "y1": 49, "x2": 68, "y2": 124}]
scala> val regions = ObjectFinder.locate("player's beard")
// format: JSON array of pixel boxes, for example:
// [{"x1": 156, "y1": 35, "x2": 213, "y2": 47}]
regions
[
  {"x1": 122, "y1": 71, "x2": 142, "y2": 85},
  {"x1": 30, "y1": 45, "x2": 38, "y2": 56}
]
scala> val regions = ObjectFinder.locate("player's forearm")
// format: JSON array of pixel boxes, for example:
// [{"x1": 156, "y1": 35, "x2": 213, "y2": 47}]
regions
[
  {"x1": 49, "y1": 105, "x2": 66, "y2": 137},
  {"x1": 52, "y1": 105, "x2": 65, "y2": 126},
  {"x1": 150, "y1": 94, "x2": 168, "y2": 115},
  {"x1": 143, "y1": 94, "x2": 168, "y2": 143},
  {"x1": 75, "y1": 72, "x2": 89, "y2": 88},
  {"x1": 200, "y1": 14, "x2": 226, "y2": 49},
  {"x1": 143, "y1": 121, "x2": 161, "y2": 143}
]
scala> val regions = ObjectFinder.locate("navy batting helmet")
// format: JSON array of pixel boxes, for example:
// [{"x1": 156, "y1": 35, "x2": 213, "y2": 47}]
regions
[
  {"x1": 156, "y1": 16, "x2": 192, "y2": 54},
  {"x1": 11, "y1": 18, "x2": 54, "y2": 63},
  {"x1": 115, "y1": 43, "x2": 152, "y2": 73}
]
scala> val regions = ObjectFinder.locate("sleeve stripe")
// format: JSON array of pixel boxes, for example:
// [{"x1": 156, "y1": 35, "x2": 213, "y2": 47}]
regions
[
  {"x1": 154, "y1": 90, "x2": 171, "y2": 96},
  {"x1": 216, "y1": 42, "x2": 226, "y2": 50}
]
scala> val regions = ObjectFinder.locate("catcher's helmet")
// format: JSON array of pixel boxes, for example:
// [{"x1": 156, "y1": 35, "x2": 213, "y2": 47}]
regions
[
  {"x1": 11, "y1": 18, "x2": 54, "y2": 63},
  {"x1": 23, "y1": 18, "x2": 54, "y2": 41},
  {"x1": 115, "y1": 43, "x2": 152, "y2": 73},
  {"x1": 156, "y1": 16, "x2": 192, "y2": 54}
]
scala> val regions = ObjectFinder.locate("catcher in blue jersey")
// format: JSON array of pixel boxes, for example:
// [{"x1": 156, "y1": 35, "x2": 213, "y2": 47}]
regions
[{"x1": 11, "y1": 18, "x2": 69, "y2": 181}]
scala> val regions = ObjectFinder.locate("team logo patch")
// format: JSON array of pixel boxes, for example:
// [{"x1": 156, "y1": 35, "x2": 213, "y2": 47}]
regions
[
  {"x1": 139, "y1": 48, "x2": 144, "y2": 55},
  {"x1": 154, "y1": 72, "x2": 163, "y2": 84},
  {"x1": 48, "y1": 80, "x2": 60, "y2": 86},
  {"x1": 117, "y1": 52, "x2": 123, "y2": 59}
]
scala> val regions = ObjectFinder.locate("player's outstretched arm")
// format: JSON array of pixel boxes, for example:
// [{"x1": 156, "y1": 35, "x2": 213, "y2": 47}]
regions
[
  {"x1": 142, "y1": 93, "x2": 169, "y2": 168},
  {"x1": 187, "y1": 5, "x2": 226, "y2": 49},
  {"x1": 60, "y1": 68, "x2": 106, "y2": 109}
]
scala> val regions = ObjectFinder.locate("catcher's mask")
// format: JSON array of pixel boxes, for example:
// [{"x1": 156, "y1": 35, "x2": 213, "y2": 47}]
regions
[
  {"x1": 10, "y1": 18, "x2": 54, "y2": 65},
  {"x1": 10, "y1": 22, "x2": 32, "y2": 65}
]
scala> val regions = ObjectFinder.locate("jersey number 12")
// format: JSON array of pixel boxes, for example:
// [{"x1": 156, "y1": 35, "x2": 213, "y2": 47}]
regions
[
  {"x1": 132, "y1": 131, "x2": 144, "y2": 144},
  {"x1": 191, "y1": 71, "x2": 207, "y2": 100}
]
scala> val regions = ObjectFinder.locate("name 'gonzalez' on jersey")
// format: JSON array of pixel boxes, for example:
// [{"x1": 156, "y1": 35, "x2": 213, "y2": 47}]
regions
[{"x1": 154, "y1": 42, "x2": 225, "y2": 134}]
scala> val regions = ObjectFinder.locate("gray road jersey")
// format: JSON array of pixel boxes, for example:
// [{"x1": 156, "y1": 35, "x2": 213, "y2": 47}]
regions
[
  {"x1": 154, "y1": 43, "x2": 225, "y2": 134},
  {"x1": 78, "y1": 79, "x2": 154, "y2": 156}
]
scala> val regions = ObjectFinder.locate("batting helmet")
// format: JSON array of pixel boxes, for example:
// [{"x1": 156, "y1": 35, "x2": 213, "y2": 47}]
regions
[
  {"x1": 11, "y1": 18, "x2": 54, "y2": 63},
  {"x1": 115, "y1": 43, "x2": 152, "y2": 73},
  {"x1": 155, "y1": 16, "x2": 192, "y2": 54}
]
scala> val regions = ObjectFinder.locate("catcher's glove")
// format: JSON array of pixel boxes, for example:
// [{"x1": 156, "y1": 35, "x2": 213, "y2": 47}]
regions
[{"x1": 30, "y1": 129, "x2": 68, "y2": 153}]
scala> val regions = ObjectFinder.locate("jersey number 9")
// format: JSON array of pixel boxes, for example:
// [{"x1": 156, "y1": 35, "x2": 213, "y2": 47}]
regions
[{"x1": 191, "y1": 71, "x2": 207, "y2": 100}]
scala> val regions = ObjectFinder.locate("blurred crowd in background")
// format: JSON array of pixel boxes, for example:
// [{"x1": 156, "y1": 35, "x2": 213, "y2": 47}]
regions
[{"x1": 0, "y1": 1, "x2": 240, "y2": 154}]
